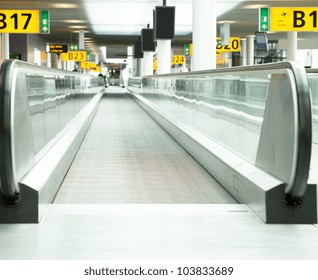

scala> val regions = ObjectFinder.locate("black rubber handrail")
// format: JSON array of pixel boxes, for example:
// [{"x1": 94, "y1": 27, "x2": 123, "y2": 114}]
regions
[
  {"x1": 0, "y1": 59, "x2": 105, "y2": 206},
  {"x1": 285, "y1": 62, "x2": 312, "y2": 204},
  {"x1": 0, "y1": 60, "x2": 21, "y2": 205}
]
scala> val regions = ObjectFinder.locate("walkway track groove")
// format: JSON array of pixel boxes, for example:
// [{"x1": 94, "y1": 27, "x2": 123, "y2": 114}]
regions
[{"x1": 54, "y1": 87, "x2": 236, "y2": 204}]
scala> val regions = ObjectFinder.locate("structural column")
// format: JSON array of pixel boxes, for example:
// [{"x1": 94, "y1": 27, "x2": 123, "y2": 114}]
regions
[
  {"x1": 57, "y1": 54, "x2": 63, "y2": 69},
  {"x1": 287, "y1": 32, "x2": 297, "y2": 61},
  {"x1": 157, "y1": 40, "x2": 171, "y2": 74},
  {"x1": 136, "y1": 58, "x2": 143, "y2": 77},
  {"x1": 79, "y1": 29, "x2": 85, "y2": 50},
  {"x1": 127, "y1": 46, "x2": 133, "y2": 78},
  {"x1": 240, "y1": 38, "x2": 247, "y2": 66},
  {"x1": 143, "y1": 51, "x2": 153, "y2": 76},
  {"x1": 46, "y1": 53, "x2": 52, "y2": 67},
  {"x1": 192, "y1": 0, "x2": 216, "y2": 71},
  {"x1": 1, "y1": 33, "x2": 9, "y2": 62},
  {"x1": 247, "y1": 36, "x2": 254, "y2": 65}
]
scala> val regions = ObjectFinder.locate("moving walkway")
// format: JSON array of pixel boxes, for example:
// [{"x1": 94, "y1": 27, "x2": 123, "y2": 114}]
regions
[{"x1": 0, "y1": 59, "x2": 316, "y2": 224}]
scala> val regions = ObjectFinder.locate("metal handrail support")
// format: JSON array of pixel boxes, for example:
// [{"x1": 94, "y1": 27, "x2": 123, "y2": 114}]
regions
[
  {"x1": 0, "y1": 60, "x2": 104, "y2": 223},
  {"x1": 128, "y1": 61, "x2": 316, "y2": 223}
]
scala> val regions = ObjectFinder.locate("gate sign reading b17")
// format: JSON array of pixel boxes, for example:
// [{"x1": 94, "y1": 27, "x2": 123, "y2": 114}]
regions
[
  {"x1": 0, "y1": 10, "x2": 39, "y2": 33},
  {"x1": 271, "y1": 7, "x2": 318, "y2": 31}
]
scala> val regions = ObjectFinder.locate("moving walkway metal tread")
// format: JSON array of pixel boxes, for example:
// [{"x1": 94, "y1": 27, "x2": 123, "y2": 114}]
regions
[{"x1": 54, "y1": 87, "x2": 236, "y2": 204}]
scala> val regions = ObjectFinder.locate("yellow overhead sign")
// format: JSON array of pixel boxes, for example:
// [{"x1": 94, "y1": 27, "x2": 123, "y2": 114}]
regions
[
  {"x1": 81, "y1": 61, "x2": 91, "y2": 69},
  {"x1": 216, "y1": 37, "x2": 241, "y2": 52},
  {"x1": 62, "y1": 51, "x2": 87, "y2": 61},
  {"x1": 187, "y1": 38, "x2": 240, "y2": 57},
  {"x1": 153, "y1": 55, "x2": 186, "y2": 71},
  {"x1": 153, "y1": 59, "x2": 158, "y2": 71},
  {"x1": 172, "y1": 55, "x2": 185, "y2": 65},
  {"x1": 90, "y1": 66, "x2": 101, "y2": 72},
  {"x1": 271, "y1": 7, "x2": 318, "y2": 31},
  {"x1": 0, "y1": 10, "x2": 39, "y2": 33}
]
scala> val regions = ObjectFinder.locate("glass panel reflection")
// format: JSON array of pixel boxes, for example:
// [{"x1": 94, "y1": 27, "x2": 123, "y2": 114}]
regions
[
  {"x1": 307, "y1": 75, "x2": 318, "y2": 177},
  {"x1": 21, "y1": 71, "x2": 103, "y2": 159},
  {"x1": 141, "y1": 73, "x2": 271, "y2": 163}
]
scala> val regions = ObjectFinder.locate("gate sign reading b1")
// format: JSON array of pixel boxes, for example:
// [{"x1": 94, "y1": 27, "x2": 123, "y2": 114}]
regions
[
  {"x1": 0, "y1": 10, "x2": 39, "y2": 33},
  {"x1": 271, "y1": 7, "x2": 318, "y2": 31}
]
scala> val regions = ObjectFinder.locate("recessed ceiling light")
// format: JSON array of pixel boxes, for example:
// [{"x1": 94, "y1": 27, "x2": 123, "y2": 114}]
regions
[
  {"x1": 217, "y1": 21, "x2": 237, "y2": 24},
  {"x1": 50, "y1": 3, "x2": 80, "y2": 9},
  {"x1": 243, "y1": 4, "x2": 268, "y2": 9},
  {"x1": 69, "y1": 26, "x2": 89, "y2": 30},
  {"x1": 64, "y1": 20, "x2": 87, "y2": 24}
]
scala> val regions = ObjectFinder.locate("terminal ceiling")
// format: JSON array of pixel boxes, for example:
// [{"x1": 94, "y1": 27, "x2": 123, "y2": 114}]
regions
[{"x1": 1, "y1": 0, "x2": 318, "y2": 59}]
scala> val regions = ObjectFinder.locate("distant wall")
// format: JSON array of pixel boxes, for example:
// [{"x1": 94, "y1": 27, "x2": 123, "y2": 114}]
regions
[{"x1": 9, "y1": 34, "x2": 47, "y2": 65}]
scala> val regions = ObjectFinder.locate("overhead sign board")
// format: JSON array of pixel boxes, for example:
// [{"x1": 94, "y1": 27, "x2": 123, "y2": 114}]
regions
[
  {"x1": 40, "y1": 10, "x2": 50, "y2": 34},
  {"x1": 0, "y1": 10, "x2": 39, "y2": 33},
  {"x1": 81, "y1": 61, "x2": 91, "y2": 69},
  {"x1": 216, "y1": 37, "x2": 240, "y2": 52},
  {"x1": 259, "y1": 7, "x2": 269, "y2": 31},
  {"x1": 89, "y1": 65, "x2": 101, "y2": 72},
  {"x1": 46, "y1": 44, "x2": 68, "y2": 53},
  {"x1": 172, "y1": 55, "x2": 185, "y2": 65},
  {"x1": 184, "y1": 43, "x2": 190, "y2": 56},
  {"x1": 153, "y1": 56, "x2": 185, "y2": 71},
  {"x1": 70, "y1": 45, "x2": 79, "y2": 51},
  {"x1": 186, "y1": 39, "x2": 240, "y2": 57},
  {"x1": 62, "y1": 51, "x2": 87, "y2": 61},
  {"x1": 271, "y1": 7, "x2": 318, "y2": 31}
]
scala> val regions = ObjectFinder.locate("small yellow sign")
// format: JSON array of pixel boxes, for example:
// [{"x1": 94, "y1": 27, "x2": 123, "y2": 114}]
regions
[
  {"x1": 153, "y1": 56, "x2": 185, "y2": 71},
  {"x1": 271, "y1": 7, "x2": 318, "y2": 31},
  {"x1": 188, "y1": 38, "x2": 240, "y2": 56},
  {"x1": 172, "y1": 55, "x2": 185, "y2": 65},
  {"x1": 153, "y1": 59, "x2": 158, "y2": 71},
  {"x1": 81, "y1": 61, "x2": 91, "y2": 69},
  {"x1": 216, "y1": 37, "x2": 241, "y2": 52},
  {"x1": 62, "y1": 51, "x2": 87, "y2": 61},
  {"x1": 90, "y1": 66, "x2": 101, "y2": 72},
  {"x1": 0, "y1": 10, "x2": 39, "y2": 33}
]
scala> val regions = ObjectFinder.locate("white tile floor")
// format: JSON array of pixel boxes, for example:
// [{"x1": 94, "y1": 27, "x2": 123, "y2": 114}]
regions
[
  {"x1": 1, "y1": 204, "x2": 318, "y2": 260},
  {"x1": 1, "y1": 88, "x2": 318, "y2": 260}
]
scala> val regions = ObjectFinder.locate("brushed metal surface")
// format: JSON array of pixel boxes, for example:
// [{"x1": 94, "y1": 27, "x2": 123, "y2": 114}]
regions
[
  {"x1": 54, "y1": 88, "x2": 236, "y2": 204},
  {"x1": 128, "y1": 62, "x2": 316, "y2": 223}
]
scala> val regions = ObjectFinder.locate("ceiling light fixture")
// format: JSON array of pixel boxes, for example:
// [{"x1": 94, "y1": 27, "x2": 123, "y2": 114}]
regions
[
  {"x1": 50, "y1": 3, "x2": 80, "y2": 9},
  {"x1": 64, "y1": 20, "x2": 88, "y2": 24}
]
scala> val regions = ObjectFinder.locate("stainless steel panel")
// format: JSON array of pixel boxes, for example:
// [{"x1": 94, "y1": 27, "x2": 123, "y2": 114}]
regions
[
  {"x1": 43, "y1": 76, "x2": 59, "y2": 147},
  {"x1": 55, "y1": 91, "x2": 236, "y2": 204},
  {"x1": 26, "y1": 74, "x2": 45, "y2": 154},
  {"x1": 307, "y1": 74, "x2": 318, "y2": 181},
  {"x1": 129, "y1": 61, "x2": 314, "y2": 222},
  {"x1": 12, "y1": 71, "x2": 35, "y2": 185},
  {"x1": 141, "y1": 75, "x2": 270, "y2": 164},
  {"x1": 0, "y1": 60, "x2": 105, "y2": 221},
  {"x1": 256, "y1": 73, "x2": 297, "y2": 190}
]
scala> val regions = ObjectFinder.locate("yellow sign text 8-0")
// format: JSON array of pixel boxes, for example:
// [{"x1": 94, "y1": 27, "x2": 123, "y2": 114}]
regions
[
  {"x1": 271, "y1": 7, "x2": 318, "y2": 31},
  {"x1": 62, "y1": 51, "x2": 87, "y2": 61},
  {"x1": 0, "y1": 10, "x2": 39, "y2": 33},
  {"x1": 216, "y1": 37, "x2": 241, "y2": 52}
]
